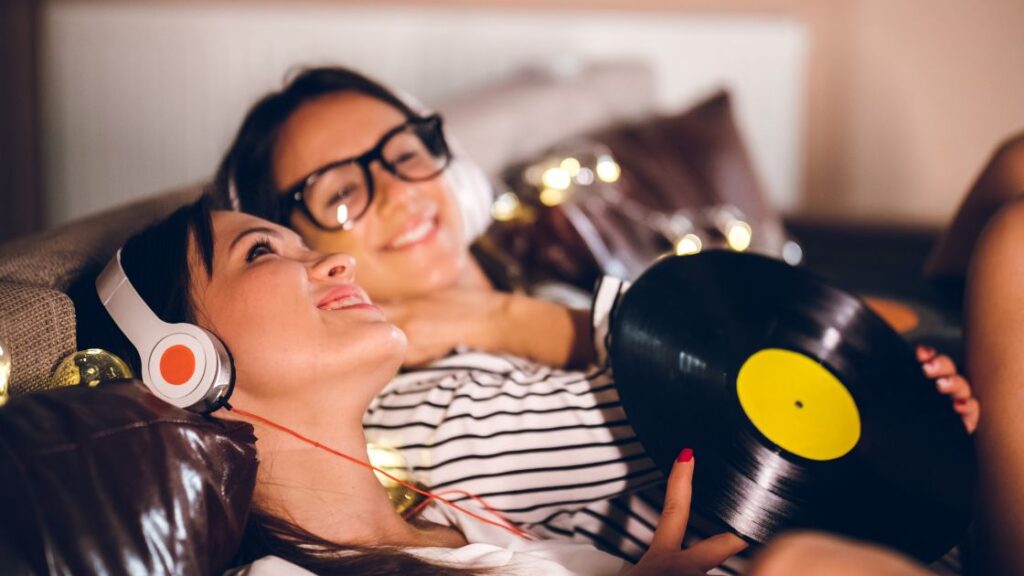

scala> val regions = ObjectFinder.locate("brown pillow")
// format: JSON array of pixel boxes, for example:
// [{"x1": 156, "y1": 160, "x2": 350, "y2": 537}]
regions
[
  {"x1": 0, "y1": 380, "x2": 257, "y2": 575},
  {"x1": 488, "y1": 90, "x2": 784, "y2": 292},
  {"x1": 591, "y1": 90, "x2": 772, "y2": 223}
]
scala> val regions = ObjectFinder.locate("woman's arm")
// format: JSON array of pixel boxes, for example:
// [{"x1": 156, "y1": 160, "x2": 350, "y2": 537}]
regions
[
  {"x1": 964, "y1": 198, "x2": 1024, "y2": 572},
  {"x1": 925, "y1": 133, "x2": 1024, "y2": 278},
  {"x1": 380, "y1": 289, "x2": 594, "y2": 368}
]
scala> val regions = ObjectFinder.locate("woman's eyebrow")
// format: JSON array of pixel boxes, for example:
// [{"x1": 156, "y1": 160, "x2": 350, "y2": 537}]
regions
[{"x1": 228, "y1": 226, "x2": 281, "y2": 252}]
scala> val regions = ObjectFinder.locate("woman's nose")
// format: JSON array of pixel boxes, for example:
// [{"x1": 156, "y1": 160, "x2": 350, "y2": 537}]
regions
[
  {"x1": 311, "y1": 252, "x2": 356, "y2": 282},
  {"x1": 371, "y1": 163, "x2": 418, "y2": 212}
]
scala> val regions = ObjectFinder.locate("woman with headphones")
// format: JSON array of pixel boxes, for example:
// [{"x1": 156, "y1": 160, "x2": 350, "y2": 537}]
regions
[{"x1": 95, "y1": 195, "x2": 749, "y2": 574}]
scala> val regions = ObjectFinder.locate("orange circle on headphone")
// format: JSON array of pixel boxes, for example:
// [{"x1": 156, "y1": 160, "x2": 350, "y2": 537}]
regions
[{"x1": 160, "y1": 344, "x2": 195, "y2": 385}]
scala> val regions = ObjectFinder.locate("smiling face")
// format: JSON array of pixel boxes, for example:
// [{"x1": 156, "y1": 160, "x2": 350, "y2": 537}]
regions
[
  {"x1": 189, "y1": 210, "x2": 407, "y2": 409},
  {"x1": 271, "y1": 92, "x2": 467, "y2": 302}
]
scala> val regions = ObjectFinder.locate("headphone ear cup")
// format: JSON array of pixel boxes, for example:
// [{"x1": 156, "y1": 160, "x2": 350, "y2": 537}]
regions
[{"x1": 142, "y1": 327, "x2": 233, "y2": 412}]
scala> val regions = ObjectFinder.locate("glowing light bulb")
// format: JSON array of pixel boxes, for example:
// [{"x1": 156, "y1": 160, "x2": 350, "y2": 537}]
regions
[
  {"x1": 575, "y1": 167, "x2": 595, "y2": 186},
  {"x1": 539, "y1": 187, "x2": 568, "y2": 207},
  {"x1": 560, "y1": 157, "x2": 581, "y2": 177},
  {"x1": 366, "y1": 443, "x2": 423, "y2": 514},
  {"x1": 490, "y1": 192, "x2": 521, "y2": 222},
  {"x1": 783, "y1": 240, "x2": 803, "y2": 265},
  {"x1": 596, "y1": 156, "x2": 621, "y2": 183},
  {"x1": 675, "y1": 234, "x2": 703, "y2": 256},
  {"x1": 726, "y1": 221, "x2": 753, "y2": 252},
  {"x1": 50, "y1": 348, "x2": 133, "y2": 389},
  {"x1": 541, "y1": 167, "x2": 571, "y2": 190},
  {"x1": 336, "y1": 204, "x2": 350, "y2": 227},
  {"x1": 0, "y1": 339, "x2": 9, "y2": 407}
]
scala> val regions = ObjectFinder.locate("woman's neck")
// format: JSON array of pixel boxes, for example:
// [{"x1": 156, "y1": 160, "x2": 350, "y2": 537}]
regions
[
  {"x1": 456, "y1": 255, "x2": 494, "y2": 292},
  {"x1": 238, "y1": 403, "x2": 463, "y2": 549}
]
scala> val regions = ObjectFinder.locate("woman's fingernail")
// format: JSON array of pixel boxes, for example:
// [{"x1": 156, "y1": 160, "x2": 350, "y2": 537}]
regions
[
  {"x1": 936, "y1": 377, "x2": 951, "y2": 389},
  {"x1": 677, "y1": 448, "x2": 694, "y2": 463},
  {"x1": 923, "y1": 360, "x2": 937, "y2": 373}
]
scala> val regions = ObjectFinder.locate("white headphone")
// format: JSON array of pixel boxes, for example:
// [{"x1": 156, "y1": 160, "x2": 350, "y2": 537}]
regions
[
  {"x1": 393, "y1": 88, "x2": 494, "y2": 243},
  {"x1": 96, "y1": 249, "x2": 234, "y2": 413}
]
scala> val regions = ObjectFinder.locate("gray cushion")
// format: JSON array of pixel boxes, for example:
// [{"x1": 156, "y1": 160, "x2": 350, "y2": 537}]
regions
[
  {"x1": 0, "y1": 186, "x2": 201, "y2": 290},
  {"x1": 0, "y1": 185, "x2": 201, "y2": 396},
  {"x1": 0, "y1": 282, "x2": 76, "y2": 395}
]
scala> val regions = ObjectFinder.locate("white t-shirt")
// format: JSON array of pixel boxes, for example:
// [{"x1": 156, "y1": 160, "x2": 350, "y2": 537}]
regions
[
  {"x1": 411, "y1": 499, "x2": 633, "y2": 575},
  {"x1": 237, "y1": 499, "x2": 632, "y2": 576}
]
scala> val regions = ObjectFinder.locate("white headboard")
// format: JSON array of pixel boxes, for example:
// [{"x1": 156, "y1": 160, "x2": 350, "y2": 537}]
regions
[{"x1": 42, "y1": 2, "x2": 808, "y2": 225}]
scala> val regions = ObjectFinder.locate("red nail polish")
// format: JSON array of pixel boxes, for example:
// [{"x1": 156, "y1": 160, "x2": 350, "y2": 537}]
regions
[{"x1": 677, "y1": 448, "x2": 694, "y2": 463}]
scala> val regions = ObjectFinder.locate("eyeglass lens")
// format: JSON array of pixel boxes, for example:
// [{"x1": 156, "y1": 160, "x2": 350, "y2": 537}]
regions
[{"x1": 304, "y1": 120, "x2": 448, "y2": 229}]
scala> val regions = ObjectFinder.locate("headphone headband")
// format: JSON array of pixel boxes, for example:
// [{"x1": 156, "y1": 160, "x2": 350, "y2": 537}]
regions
[{"x1": 97, "y1": 249, "x2": 233, "y2": 413}]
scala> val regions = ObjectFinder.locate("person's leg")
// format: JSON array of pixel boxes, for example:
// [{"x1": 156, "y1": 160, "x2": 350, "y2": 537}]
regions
[
  {"x1": 925, "y1": 133, "x2": 1024, "y2": 279},
  {"x1": 750, "y1": 532, "x2": 933, "y2": 576},
  {"x1": 963, "y1": 198, "x2": 1024, "y2": 572}
]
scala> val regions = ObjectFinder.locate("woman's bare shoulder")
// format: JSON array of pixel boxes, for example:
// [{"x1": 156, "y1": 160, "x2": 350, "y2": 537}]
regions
[{"x1": 971, "y1": 197, "x2": 1024, "y2": 277}]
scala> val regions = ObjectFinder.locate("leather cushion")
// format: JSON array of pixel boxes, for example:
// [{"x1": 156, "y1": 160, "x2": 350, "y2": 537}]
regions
[
  {"x1": 488, "y1": 89, "x2": 784, "y2": 291},
  {"x1": 0, "y1": 380, "x2": 257, "y2": 575}
]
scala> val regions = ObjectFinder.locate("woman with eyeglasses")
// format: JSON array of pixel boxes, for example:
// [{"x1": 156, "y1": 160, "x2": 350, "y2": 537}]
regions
[
  {"x1": 216, "y1": 67, "x2": 592, "y2": 369},
  {"x1": 212, "y1": 67, "x2": 977, "y2": 570}
]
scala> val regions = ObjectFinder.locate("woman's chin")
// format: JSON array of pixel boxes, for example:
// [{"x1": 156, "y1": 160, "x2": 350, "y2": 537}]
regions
[{"x1": 368, "y1": 257, "x2": 465, "y2": 300}]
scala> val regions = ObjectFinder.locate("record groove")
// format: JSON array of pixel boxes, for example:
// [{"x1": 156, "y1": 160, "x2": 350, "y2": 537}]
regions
[{"x1": 609, "y1": 251, "x2": 974, "y2": 562}]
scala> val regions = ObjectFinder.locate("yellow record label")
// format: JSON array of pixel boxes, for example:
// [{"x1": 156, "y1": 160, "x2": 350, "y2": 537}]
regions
[{"x1": 736, "y1": 348, "x2": 861, "y2": 461}]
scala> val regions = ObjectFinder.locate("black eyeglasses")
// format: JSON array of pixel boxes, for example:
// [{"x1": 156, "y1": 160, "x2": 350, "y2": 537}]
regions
[{"x1": 279, "y1": 114, "x2": 452, "y2": 231}]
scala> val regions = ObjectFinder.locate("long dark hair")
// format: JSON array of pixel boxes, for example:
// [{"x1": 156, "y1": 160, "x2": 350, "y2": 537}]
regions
[
  {"x1": 79, "y1": 195, "x2": 481, "y2": 576},
  {"x1": 213, "y1": 66, "x2": 418, "y2": 224}
]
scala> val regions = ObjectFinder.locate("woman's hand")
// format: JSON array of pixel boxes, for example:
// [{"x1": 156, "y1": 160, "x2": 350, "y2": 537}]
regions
[
  {"x1": 916, "y1": 345, "x2": 980, "y2": 433},
  {"x1": 379, "y1": 289, "x2": 510, "y2": 367},
  {"x1": 379, "y1": 289, "x2": 592, "y2": 368},
  {"x1": 629, "y1": 449, "x2": 748, "y2": 576}
]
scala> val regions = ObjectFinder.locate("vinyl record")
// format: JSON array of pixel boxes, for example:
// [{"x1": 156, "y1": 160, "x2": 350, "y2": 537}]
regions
[{"x1": 609, "y1": 250, "x2": 975, "y2": 562}]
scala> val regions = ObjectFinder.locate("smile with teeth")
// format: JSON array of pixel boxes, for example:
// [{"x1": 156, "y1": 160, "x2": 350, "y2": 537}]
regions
[{"x1": 387, "y1": 216, "x2": 438, "y2": 250}]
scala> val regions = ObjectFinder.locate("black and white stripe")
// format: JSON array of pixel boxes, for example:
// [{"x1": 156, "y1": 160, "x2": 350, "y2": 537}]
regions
[
  {"x1": 363, "y1": 350, "x2": 963, "y2": 575},
  {"x1": 364, "y1": 351, "x2": 659, "y2": 525}
]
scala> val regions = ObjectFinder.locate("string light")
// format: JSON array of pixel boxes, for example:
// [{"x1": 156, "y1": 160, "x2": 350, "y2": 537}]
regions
[
  {"x1": 490, "y1": 192, "x2": 522, "y2": 222},
  {"x1": 575, "y1": 167, "x2": 595, "y2": 186},
  {"x1": 541, "y1": 167, "x2": 571, "y2": 190},
  {"x1": 675, "y1": 234, "x2": 703, "y2": 256},
  {"x1": 726, "y1": 220, "x2": 753, "y2": 252},
  {"x1": 783, "y1": 240, "x2": 804, "y2": 265},
  {"x1": 367, "y1": 443, "x2": 421, "y2": 514},
  {"x1": 539, "y1": 187, "x2": 568, "y2": 207},
  {"x1": 559, "y1": 157, "x2": 581, "y2": 177},
  {"x1": 50, "y1": 348, "x2": 133, "y2": 388},
  {"x1": 0, "y1": 339, "x2": 9, "y2": 407},
  {"x1": 595, "y1": 155, "x2": 621, "y2": 183}
]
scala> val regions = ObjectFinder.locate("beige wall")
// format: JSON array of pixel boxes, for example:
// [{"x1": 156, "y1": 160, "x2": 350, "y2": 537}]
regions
[
  {"x1": 844, "y1": 0, "x2": 1024, "y2": 225},
  {"x1": 49, "y1": 0, "x2": 1024, "y2": 226},
  {"x1": 391, "y1": 0, "x2": 1024, "y2": 225}
]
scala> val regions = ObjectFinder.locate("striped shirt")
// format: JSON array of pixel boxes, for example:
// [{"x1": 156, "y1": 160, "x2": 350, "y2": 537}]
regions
[{"x1": 363, "y1": 349, "x2": 962, "y2": 574}]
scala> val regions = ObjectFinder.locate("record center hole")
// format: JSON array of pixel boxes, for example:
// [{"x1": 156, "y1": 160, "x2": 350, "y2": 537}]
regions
[{"x1": 795, "y1": 400, "x2": 804, "y2": 409}]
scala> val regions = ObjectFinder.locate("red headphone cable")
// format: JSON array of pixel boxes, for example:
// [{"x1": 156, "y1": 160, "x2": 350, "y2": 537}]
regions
[{"x1": 228, "y1": 406, "x2": 533, "y2": 541}]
